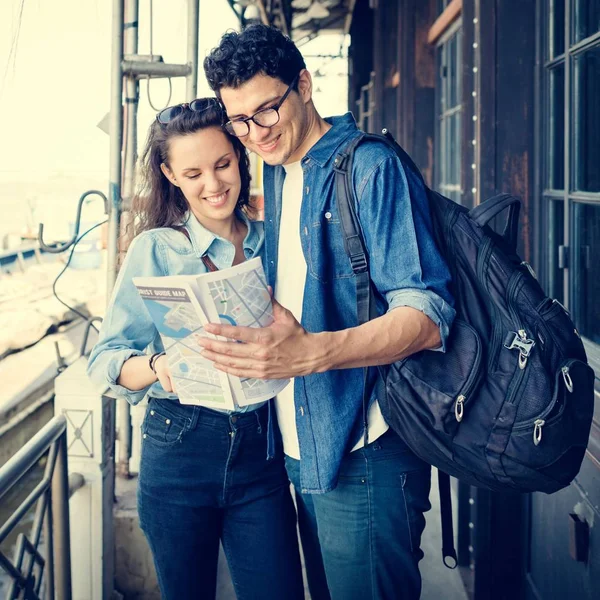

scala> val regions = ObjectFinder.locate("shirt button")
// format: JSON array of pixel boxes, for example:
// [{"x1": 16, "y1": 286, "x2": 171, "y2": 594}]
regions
[
  {"x1": 325, "y1": 212, "x2": 332, "y2": 219},
  {"x1": 165, "y1": 419, "x2": 171, "y2": 425},
  {"x1": 305, "y1": 186, "x2": 310, "y2": 194},
  {"x1": 299, "y1": 406, "x2": 305, "y2": 416},
  {"x1": 143, "y1": 434, "x2": 147, "y2": 439},
  {"x1": 150, "y1": 410, "x2": 155, "y2": 416},
  {"x1": 270, "y1": 260, "x2": 274, "y2": 265}
]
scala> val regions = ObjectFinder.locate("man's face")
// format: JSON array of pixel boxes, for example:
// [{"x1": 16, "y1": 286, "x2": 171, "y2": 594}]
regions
[{"x1": 219, "y1": 72, "x2": 311, "y2": 166}]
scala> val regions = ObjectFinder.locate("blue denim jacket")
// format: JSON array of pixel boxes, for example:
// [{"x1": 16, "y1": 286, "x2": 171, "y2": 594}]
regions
[
  {"x1": 263, "y1": 113, "x2": 455, "y2": 493},
  {"x1": 87, "y1": 210, "x2": 265, "y2": 411}
]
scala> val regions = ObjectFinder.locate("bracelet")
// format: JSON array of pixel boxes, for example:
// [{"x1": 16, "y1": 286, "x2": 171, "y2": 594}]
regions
[{"x1": 149, "y1": 351, "x2": 165, "y2": 374}]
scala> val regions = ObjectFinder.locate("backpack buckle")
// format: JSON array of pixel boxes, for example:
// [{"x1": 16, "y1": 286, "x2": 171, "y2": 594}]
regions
[
  {"x1": 349, "y1": 253, "x2": 368, "y2": 273},
  {"x1": 504, "y1": 331, "x2": 535, "y2": 369},
  {"x1": 334, "y1": 153, "x2": 349, "y2": 171}
]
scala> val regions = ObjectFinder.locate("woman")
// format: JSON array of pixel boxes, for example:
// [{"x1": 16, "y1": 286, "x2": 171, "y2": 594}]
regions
[{"x1": 87, "y1": 99, "x2": 304, "y2": 600}]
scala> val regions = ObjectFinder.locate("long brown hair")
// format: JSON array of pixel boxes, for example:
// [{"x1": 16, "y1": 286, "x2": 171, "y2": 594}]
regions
[{"x1": 131, "y1": 99, "x2": 252, "y2": 238}]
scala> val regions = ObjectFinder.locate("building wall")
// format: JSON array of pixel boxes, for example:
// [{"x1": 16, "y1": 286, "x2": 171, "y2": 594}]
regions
[{"x1": 348, "y1": 1, "x2": 600, "y2": 598}]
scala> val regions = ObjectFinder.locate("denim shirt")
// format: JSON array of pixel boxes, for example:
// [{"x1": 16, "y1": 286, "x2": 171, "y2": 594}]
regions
[
  {"x1": 263, "y1": 113, "x2": 456, "y2": 493},
  {"x1": 87, "y1": 210, "x2": 265, "y2": 411}
]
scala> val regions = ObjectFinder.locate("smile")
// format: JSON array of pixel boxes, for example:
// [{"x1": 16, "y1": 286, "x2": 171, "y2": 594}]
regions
[
  {"x1": 203, "y1": 190, "x2": 229, "y2": 205},
  {"x1": 257, "y1": 135, "x2": 281, "y2": 153}
]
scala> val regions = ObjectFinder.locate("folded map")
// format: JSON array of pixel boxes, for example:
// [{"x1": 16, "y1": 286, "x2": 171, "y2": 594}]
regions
[{"x1": 133, "y1": 257, "x2": 289, "y2": 410}]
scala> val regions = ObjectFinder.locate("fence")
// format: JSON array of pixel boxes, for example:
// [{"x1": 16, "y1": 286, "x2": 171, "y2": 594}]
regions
[{"x1": 0, "y1": 415, "x2": 74, "y2": 600}]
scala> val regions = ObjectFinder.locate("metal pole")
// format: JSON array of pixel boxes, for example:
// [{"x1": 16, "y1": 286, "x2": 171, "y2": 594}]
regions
[
  {"x1": 51, "y1": 431, "x2": 72, "y2": 600},
  {"x1": 123, "y1": 0, "x2": 139, "y2": 211},
  {"x1": 186, "y1": 0, "x2": 200, "y2": 101},
  {"x1": 115, "y1": 0, "x2": 138, "y2": 479},
  {"x1": 107, "y1": 0, "x2": 124, "y2": 295},
  {"x1": 44, "y1": 491, "x2": 55, "y2": 600}
]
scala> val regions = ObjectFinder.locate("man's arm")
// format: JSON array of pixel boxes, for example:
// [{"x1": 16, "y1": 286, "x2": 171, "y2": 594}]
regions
[
  {"x1": 199, "y1": 147, "x2": 454, "y2": 379},
  {"x1": 198, "y1": 298, "x2": 440, "y2": 380}
]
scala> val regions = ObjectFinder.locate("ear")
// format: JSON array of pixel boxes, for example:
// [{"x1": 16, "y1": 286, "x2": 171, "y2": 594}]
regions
[
  {"x1": 160, "y1": 163, "x2": 179, "y2": 188},
  {"x1": 297, "y1": 69, "x2": 313, "y2": 105}
]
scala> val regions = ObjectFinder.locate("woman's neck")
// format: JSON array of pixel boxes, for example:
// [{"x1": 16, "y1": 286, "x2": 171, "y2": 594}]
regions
[{"x1": 191, "y1": 210, "x2": 247, "y2": 246}]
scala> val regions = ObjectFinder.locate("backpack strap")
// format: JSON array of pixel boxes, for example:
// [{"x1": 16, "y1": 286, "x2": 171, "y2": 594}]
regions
[
  {"x1": 171, "y1": 225, "x2": 219, "y2": 272},
  {"x1": 334, "y1": 134, "x2": 371, "y2": 325},
  {"x1": 334, "y1": 134, "x2": 371, "y2": 445},
  {"x1": 438, "y1": 470, "x2": 458, "y2": 568}
]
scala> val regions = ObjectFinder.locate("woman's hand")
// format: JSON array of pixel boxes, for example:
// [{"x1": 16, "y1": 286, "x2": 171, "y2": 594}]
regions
[{"x1": 154, "y1": 354, "x2": 174, "y2": 392}]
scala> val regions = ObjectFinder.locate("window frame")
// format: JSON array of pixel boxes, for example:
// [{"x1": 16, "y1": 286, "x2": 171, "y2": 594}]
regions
[
  {"x1": 435, "y1": 18, "x2": 463, "y2": 204},
  {"x1": 539, "y1": 0, "x2": 600, "y2": 377}
]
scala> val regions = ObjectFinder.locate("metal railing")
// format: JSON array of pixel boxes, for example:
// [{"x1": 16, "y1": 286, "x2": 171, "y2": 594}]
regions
[{"x1": 0, "y1": 415, "x2": 73, "y2": 600}]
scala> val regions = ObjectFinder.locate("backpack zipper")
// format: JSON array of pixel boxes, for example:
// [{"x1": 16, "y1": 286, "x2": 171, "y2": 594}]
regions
[
  {"x1": 453, "y1": 323, "x2": 483, "y2": 422},
  {"x1": 512, "y1": 360, "x2": 577, "y2": 443},
  {"x1": 533, "y1": 367, "x2": 572, "y2": 445},
  {"x1": 506, "y1": 271, "x2": 525, "y2": 334},
  {"x1": 476, "y1": 237, "x2": 494, "y2": 287},
  {"x1": 504, "y1": 271, "x2": 536, "y2": 369}
]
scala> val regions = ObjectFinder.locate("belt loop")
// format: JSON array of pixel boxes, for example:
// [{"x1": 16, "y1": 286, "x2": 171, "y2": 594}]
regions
[
  {"x1": 255, "y1": 410, "x2": 263, "y2": 434},
  {"x1": 188, "y1": 405, "x2": 200, "y2": 430},
  {"x1": 266, "y1": 401, "x2": 275, "y2": 460}
]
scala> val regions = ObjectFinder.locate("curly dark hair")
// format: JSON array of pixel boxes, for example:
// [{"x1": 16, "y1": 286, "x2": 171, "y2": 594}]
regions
[
  {"x1": 132, "y1": 100, "x2": 252, "y2": 237},
  {"x1": 203, "y1": 23, "x2": 306, "y2": 93}
]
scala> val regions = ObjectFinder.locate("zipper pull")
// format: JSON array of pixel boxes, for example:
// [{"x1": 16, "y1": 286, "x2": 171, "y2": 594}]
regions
[
  {"x1": 561, "y1": 366, "x2": 574, "y2": 393},
  {"x1": 533, "y1": 419, "x2": 545, "y2": 446},
  {"x1": 455, "y1": 395, "x2": 465, "y2": 422}
]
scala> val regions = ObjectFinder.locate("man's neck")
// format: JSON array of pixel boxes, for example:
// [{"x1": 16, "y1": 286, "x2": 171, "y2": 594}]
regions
[{"x1": 284, "y1": 107, "x2": 331, "y2": 165}]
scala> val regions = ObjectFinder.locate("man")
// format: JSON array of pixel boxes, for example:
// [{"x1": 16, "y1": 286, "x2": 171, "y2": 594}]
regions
[{"x1": 202, "y1": 24, "x2": 455, "y2": 600}]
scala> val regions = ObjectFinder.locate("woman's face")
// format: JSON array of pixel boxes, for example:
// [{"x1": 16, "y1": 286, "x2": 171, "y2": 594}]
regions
[{"x1": 161, "y1": 126, "x2": 242, "y2": 229}]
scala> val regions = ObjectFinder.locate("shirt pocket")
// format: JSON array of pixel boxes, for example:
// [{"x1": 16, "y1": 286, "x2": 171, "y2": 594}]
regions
[{"x1": 307, "y1": 210, "x2": 355, "y2": 283}]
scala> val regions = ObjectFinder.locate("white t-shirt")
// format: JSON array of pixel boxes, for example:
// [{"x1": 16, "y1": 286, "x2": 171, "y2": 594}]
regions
[{"x1": 274, "y1": 161, "x2": 388, "y2": 459}]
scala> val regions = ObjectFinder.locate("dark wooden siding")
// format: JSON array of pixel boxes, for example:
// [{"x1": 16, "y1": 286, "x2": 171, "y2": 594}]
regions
[{"x1": 348, "y1": 1, "x2": 599, "y2": 599}]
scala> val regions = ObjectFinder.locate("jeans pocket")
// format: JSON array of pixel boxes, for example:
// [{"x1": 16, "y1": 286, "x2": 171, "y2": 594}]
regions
[
  {"x1": 141, "y1": 403, "x2": 187, "y2": 447},
  {"x1": 400, "y1": 469, "x2": 432, "y2": 556}
]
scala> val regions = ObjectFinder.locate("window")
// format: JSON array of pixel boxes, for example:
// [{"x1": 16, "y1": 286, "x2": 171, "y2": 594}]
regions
[
  {"x1": 542, "y1": 0, "x2": 600, "y2": 359},
  {"x1": 436, "y1": 23, "x2": 463, "y2": 204}
]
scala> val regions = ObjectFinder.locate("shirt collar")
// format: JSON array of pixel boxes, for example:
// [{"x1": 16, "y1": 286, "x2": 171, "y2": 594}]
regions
[
  {"x1": 302, "y1": 112, "x2": 360, "y2": 168},
  {"x1": 183, "y1": 209, "x2": 259, "y2": 258}
]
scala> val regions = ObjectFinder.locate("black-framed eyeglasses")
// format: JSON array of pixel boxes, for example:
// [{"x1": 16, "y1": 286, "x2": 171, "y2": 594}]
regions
[
  {"x1": 224, "y1": 73, "x2": 300, "y2": 138},
  {"x1": 156, "y1": 97, "x2": 222, "y2": 125}
]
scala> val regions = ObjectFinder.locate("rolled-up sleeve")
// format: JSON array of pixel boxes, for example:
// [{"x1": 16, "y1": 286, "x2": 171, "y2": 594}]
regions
[
  {"x1": 385, "y1": 288, "x2": 454, "y2": 351},
  {"x1": 355, "y1": 150, "x2": 456, "y2": 351},
  {"x1": 87, "y1": 233, "x2": 165, "y2": 404}
]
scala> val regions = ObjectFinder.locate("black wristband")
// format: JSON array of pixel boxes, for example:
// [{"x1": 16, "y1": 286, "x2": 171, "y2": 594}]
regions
[{"x1": 149, "y1": 351, "x2": 165, "y2": 374}]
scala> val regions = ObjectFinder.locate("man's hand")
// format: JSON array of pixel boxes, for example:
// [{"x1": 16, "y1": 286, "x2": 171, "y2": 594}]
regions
[{"x1": 198, "y1": 297, "x2": 321, "y2": 380}]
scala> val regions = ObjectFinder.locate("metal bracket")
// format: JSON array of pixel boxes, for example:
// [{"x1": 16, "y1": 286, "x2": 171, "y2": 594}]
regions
[{"x1": 558, "y1": 245, "x2": 570, "y2": 269}]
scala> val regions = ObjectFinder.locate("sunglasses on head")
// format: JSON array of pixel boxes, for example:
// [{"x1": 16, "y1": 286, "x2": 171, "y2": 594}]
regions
[{"x1": 156, "y1": 97, "x2": 222, "y2": 125}]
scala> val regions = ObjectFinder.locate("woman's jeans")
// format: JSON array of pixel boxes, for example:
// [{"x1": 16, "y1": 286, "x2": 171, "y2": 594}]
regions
[
  {"x1": 137, "y1": 398, "x2": 304, "y2": 600},
  {"x1": 286, "y1": 429, "x2": 432, "y2": 600}
]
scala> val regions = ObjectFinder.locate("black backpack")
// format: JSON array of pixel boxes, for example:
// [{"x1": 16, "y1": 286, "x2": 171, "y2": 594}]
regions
[{"x1": 334, "y1": 130, "x2": 595, "y2": 565}]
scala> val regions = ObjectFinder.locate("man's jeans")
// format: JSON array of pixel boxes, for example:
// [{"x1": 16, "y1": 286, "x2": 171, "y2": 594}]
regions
[
  {"x1": 138, "y1": 398, "x2": 304, "y2": 600},
  {"x1": 286, "y1": 429, "x2": 431, "y2": 600}
]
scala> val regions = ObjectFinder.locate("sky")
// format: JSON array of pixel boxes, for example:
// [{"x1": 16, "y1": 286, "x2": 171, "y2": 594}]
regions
[
  {"x1": 0, "y1": 0, "x2": 348, "y2": 177},
  {"x1": 0, "y1": 0, "x2": 348, "y2": 239}
]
